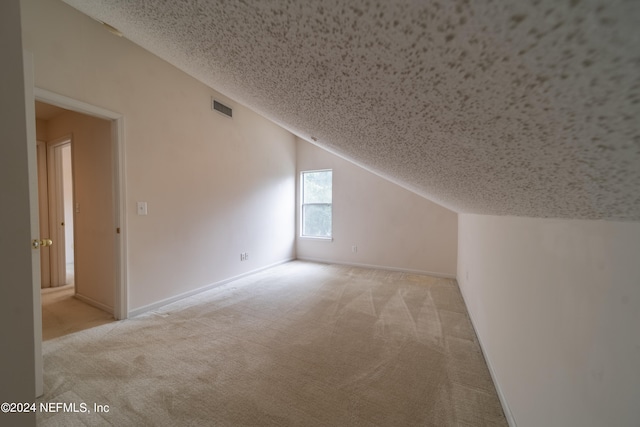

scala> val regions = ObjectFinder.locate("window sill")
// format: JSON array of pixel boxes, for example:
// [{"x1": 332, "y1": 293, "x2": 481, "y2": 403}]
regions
[{"x1": 299, "y1": 236, "x2": 333, "y2": 242}]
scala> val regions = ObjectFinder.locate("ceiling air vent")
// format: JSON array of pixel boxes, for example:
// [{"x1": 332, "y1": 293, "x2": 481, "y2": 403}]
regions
[{"x1": 212, "y1": 99, "x2": 232, "y2": 118}]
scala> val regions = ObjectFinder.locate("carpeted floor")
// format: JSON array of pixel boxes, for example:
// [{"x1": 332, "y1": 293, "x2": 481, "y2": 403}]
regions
[
  {"x1": 41, "y1": 284, "x2": 114, "y2": 341},
  {"x1": 37, "y1": 261, "x2": 506, "y2": 426}
]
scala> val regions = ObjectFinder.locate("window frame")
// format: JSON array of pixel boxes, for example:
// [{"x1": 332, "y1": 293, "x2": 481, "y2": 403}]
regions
[{"x1": 300, "y1": 169, "x2": 333, "y2": 240}]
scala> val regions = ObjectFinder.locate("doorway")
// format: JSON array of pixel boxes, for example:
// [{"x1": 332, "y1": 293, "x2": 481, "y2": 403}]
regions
[
  {"x1": 59, "y1": 142, "x2": 75, "y2": 286},
  {"x1": 33, "y1": 89, "x2": 127, "y2": 322},
  {"x1": 34, "y1": 97, "x2": 125, "y2": 339},
  {"x1": 45, "y1": 137, "x2": 74, "y2": 288}
]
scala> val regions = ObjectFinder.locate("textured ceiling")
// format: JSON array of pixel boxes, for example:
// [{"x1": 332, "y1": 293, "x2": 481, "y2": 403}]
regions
[{"x1": 62, "y1": 0, "x2": 640, "y2": 220}]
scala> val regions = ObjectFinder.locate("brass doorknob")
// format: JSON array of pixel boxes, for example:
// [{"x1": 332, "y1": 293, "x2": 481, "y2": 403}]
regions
[{"x1": 32, "y1": 239, "x2": 53, "y2": 249}]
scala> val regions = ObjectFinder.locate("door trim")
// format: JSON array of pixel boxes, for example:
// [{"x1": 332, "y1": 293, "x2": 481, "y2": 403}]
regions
[{"x1": 34, "y1": 88, "x2": 128, "y2": 320}]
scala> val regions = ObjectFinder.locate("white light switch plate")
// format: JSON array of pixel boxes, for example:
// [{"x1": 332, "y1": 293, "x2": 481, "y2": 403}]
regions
[{"x1": 137, "y1": 201, "x2": 148, "y2": 215}]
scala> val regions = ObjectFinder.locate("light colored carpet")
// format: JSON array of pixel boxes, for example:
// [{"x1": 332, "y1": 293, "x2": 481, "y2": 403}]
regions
[
  {"x1": 41, "y1": 284, "x2": 114, "y2": 341},
  {"x1": 37, "y1": 261, "x2": 506, "y2": 426}
]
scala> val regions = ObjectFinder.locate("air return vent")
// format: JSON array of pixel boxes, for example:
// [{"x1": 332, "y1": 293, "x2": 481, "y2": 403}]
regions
[{"x1": 212, "y1": 99, "x2": 232, "y2": 118}]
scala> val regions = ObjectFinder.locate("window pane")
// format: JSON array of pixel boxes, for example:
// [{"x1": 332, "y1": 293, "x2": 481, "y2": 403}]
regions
[
  {"x1": 303, "y1": 171, "x2": 332, "y2": 204},
  {"x1": 302, "y1": 204, "x2": 332, "y2": 238}
]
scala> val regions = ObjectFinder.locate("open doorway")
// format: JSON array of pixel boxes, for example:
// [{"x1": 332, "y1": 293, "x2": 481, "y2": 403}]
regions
[
  {"x1": 46, "y1": 137, "x2": 74, "y2": 288},
  {"x1": 35, "y1": 100, "x2": 117, "y2": 339},
  {"x1": 60, "y1": 142, "x2": 75, "y2": 286}
]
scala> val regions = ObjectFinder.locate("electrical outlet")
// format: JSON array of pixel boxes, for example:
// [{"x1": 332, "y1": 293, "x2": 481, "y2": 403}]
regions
[
  {"x1": 240, "y1": 253, "x2": 244, "y2": 261},
  {"x1": 352, "y1": 245, "x2": 358, "y2": 253},
  {"x1": 244, "y1": 252, "x2": 249, "y2": 260}
]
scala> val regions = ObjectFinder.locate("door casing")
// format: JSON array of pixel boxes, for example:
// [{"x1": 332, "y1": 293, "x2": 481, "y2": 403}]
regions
[{"x1": 32, "y1": 88, "x2": 128, "y2": 321}]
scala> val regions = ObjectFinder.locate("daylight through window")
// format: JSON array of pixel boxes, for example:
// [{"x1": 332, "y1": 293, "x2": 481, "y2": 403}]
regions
[{"x1": 301, "y1": 170, "x2": 332, "y2": 238}]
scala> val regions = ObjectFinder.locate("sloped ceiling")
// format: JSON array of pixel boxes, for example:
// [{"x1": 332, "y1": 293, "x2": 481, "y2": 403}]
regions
[{"x1": 62, "y1": 0, "x2": 640, "y2": 220}]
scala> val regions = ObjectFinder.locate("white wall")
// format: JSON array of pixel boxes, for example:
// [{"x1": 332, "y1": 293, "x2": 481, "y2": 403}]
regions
[
  {"x1": 457, "y1": 214, "x2": 640, "y2": 427},
  {"x1": 21, "y1": 0, "x2": 297, "y2": 313},
  {"x1": 297, "y1": 139, "x2": 457, "y2": 277},
  {"x1": 0, "y1": 0, "x2": 37, "y2": 425}
]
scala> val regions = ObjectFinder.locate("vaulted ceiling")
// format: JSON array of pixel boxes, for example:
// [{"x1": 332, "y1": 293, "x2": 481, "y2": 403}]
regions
[{"x1": 62, "y1": 0, "x2": 640, "y2": 220}]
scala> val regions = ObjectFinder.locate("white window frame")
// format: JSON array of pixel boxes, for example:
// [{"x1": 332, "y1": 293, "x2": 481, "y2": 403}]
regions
[{"x1": 300, "y1": 169, "x2": 333, "y2": 240}]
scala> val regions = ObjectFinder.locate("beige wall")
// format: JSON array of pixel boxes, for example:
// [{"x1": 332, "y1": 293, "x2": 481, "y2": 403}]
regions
[
  {"x1": 36, "y1": 117, "x2": 47, "y2": 140},
  {"x1": 457, "y1": 214, "x2": 640, "y2": 427},
  {"x1": 47, "y1": 111, "x2": 115, "y2": 310},
  {"x1": 0, "y1": 0, "x2": 37, "y2": 424},
  {"x1": 297, "y1": 139, "x2": 457, "y2": 277},
  {"x1": 21, "y1": 0, "x2": 297, "y2": 313}
]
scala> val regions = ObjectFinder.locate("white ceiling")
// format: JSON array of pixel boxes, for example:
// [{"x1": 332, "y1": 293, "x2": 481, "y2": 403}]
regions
[{"x1": 62, "y1": 0, "x2": 640, "y2": 220}]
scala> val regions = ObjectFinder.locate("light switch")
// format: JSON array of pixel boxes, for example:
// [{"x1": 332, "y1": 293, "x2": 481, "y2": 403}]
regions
[{"x1": 137, "y1": 201, "x2": 148, "y2": 216}]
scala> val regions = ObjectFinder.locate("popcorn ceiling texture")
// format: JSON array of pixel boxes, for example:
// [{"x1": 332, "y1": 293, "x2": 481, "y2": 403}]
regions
[{"x1": 62, "y1": 0, "x2": 640, "y2": 220}]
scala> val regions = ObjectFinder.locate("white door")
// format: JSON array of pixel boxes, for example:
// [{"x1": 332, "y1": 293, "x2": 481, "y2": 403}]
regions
[
  {"x1": 24, "y1": 51, "x2": 44, "y2": 397},
  {"x1": 37, "y1": 139, "x2": 52, "y2": 287},
  {"x1": 1, "y1": 5, "x2": 44, "y2": 404}
]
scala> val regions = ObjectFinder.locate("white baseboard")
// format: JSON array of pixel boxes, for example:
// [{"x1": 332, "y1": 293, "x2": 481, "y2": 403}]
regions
[
  {"x1": 456, "y1": 277, "x2": 517, "y2": 427},
  {"x1": 74, "y1": 292, "x2": 114, "y2": 315},
  {"x1": 128, "y1": 258, "x2": 294, "y2": 318},
  {"x1": 296, "y1": 256, "x2": 456, "y2": 279}
]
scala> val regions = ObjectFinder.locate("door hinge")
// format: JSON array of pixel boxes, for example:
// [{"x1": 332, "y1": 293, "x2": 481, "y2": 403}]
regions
[{"x1": 116, "y1": 227, "x2": 120, "y2": 234}]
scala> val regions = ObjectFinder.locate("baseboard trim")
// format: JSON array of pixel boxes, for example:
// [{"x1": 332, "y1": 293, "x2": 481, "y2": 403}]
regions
[
  {"x1": 74, "y1": 292, "x2": 114, "y2": 315},
  {"x1": 296, "y1": 256, "x2": 456, "y2": 279},
  {"x1": 456, "y1": 278, "x2": 517, "y2": 427},
  {"x1": 128, "y1": 258, "x2": 295, "y2": 318}
]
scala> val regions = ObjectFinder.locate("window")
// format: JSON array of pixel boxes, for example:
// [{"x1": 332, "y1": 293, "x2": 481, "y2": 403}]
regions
[{"x1": 301, "y1": 169, "x2": 332, "y2": 238}]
